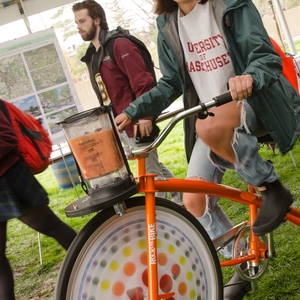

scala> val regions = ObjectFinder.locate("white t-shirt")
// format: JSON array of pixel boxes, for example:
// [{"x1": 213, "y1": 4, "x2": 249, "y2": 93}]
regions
[{"x1": 178, "y1": 2, "x2": 235, "y2": 102}]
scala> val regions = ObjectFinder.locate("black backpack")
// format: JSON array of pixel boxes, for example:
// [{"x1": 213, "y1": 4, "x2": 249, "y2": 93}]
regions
[{"x1": 105, "y1": 26, "x2": 157, "y2": 86}]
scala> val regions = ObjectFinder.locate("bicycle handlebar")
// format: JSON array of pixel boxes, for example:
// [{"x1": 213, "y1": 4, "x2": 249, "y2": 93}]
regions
[
  {"x1": 129, "y1": 92, "x2": 232, "y2": 158},
  {"x1": 213, "y1": 91, "x2": 233, "y2": 107}
]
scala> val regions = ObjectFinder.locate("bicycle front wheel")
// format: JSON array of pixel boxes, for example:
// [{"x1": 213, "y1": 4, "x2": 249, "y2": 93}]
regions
[{"x1": 55, "y1": 197, "x2": 223, "y2": 299}]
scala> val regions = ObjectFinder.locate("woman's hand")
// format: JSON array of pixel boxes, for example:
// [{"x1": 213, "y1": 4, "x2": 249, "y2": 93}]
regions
[
  {"x1": 228, "y1": 75, "x2": 253, "y2": 101},
  {"x1": 115, "y1": 113, "x2": 132, "y2": 132}
]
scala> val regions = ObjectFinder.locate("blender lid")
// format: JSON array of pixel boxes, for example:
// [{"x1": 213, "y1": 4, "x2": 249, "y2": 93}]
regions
[{"x1": 57, "y1": 106, "x2": 106, "y2": 125}]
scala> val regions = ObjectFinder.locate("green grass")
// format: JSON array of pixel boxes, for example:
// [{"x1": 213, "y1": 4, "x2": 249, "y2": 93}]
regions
[{"x1": 7, "y1": 118, "x2": 300, "y2": 299}]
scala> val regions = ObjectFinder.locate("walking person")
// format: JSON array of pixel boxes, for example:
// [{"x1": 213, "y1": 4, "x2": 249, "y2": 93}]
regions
[
  {"x1": 115, "y1": 0, "x2": 300, "y2": 298},
  {"x1": 72, "y1": 0, "x2": 182, "y2": 205},
  {"x1": 0, "y1": 108, "x2": 77, "y2": 300}
]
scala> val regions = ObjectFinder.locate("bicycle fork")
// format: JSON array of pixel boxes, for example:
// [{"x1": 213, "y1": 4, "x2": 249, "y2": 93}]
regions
[{"x1": 137, "y1": 156, "x2": 175, "y2": 300}]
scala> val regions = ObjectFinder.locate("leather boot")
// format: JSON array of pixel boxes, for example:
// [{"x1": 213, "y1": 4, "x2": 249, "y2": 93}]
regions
[
  {"x1": 224, "y1": 270, "x2": 251, "y2": 300},
  {"x1": 252, "y1": 179, "x2": 293, "y2": 236}
]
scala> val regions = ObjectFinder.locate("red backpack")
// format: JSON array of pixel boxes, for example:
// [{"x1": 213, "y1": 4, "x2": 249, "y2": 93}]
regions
[
  {"x1": 269, "y1": 37, "x2": 299, "y2": 93},
  {"x1": 0, "y1": 99, "x2": 52, "y2": 174}
]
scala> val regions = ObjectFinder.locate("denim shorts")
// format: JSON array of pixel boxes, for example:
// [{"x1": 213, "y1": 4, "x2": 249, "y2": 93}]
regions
[
  {"x1": 187, "y1": 135, "x2": 225, "y2": 181},
  {"x1": 239, "y1": 100, "x2": 267, "y2": 137},
  {"x1": 209, "y1": 100, "x2": 277, "y2": 186}
]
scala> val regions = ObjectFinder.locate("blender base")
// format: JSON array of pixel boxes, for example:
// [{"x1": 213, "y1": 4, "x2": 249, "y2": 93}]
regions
[{"x1": 64, "y1": 181, "x2": 139, "y2": 217}]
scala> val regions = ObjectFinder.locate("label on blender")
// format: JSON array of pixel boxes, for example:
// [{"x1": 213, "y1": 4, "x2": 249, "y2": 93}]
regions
[{"x1": 69, "y1": 129, "x2": 124, "y2": 179}]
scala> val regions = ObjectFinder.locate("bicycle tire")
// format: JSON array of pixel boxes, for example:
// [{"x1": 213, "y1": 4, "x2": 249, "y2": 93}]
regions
[{"x1": 54, "y1": 197, "x2": 223, "y2": 299}]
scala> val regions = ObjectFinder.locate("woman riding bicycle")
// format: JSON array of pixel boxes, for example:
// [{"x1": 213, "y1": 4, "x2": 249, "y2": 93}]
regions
[{"x1": 115, "y1": 0, "x2": 300, "y2": 298}]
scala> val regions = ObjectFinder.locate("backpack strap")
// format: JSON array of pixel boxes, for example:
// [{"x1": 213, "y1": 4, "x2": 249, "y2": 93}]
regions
[
  {"x1": 104, "y1": 27, "x2": 157, "y2": 86},
  {"x1": 105, "y1": 37, "x2": 118, "y2": 65},
  {"x1": 224, "y1": 13, "x2": 231, "y2": 28},
  {"x1": 104, "y1": 26, "x2": 129, "y2": 65},
  {"x1": 0, "y1": 99, "x2": 11, "y2": 122}
]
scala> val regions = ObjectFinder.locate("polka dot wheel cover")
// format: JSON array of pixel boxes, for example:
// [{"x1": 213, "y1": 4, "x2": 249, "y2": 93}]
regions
[{"x1": 72, "y1": 211, "x2": 213, "y2": 300}]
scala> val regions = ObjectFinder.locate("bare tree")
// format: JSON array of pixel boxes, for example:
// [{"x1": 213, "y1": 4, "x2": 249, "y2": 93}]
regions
[
  {"x1": 105, "y1": 0, "x2": 132, "y2": 30},
  {"x1": 126, "y1": 0, "x2": 156, "y2": 29},
  {"x1": 51, "y1": 4, "x2": 78, "y2": 42},
  {"x1": 101, "y1": 0, "x2": 157, "y2": 51}
]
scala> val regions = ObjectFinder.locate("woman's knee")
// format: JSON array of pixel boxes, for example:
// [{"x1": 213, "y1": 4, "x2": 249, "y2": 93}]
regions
[
  {"x1": 196, "y1": 121, "x2": 231, "y2": 148},
  {"x1": 196, "y1": 103, "x2": 241, "y2": 144},
  {"x1": 183, "y1": 177, "x2": 208, "y2": 217}
]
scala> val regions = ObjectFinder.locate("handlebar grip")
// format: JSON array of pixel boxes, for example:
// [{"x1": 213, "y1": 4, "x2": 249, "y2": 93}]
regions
[{"x1": 213, "y1": 92, "x2": 232, "y2": 107}]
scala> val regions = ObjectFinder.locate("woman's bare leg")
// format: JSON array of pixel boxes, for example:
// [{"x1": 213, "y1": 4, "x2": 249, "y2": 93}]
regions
[{"x1": 196, "y1": 101, "x2": 241, "y2": 164}]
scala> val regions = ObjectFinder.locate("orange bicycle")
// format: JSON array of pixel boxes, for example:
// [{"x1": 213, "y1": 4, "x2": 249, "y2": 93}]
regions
[{"x1": 54, "y1": 92, "x2": 300, "y2": 300}]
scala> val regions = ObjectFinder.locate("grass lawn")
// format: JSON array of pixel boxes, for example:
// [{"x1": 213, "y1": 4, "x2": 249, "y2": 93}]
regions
[{"x1": 7, "y1": 116, "x2": 300, "y2": 299}]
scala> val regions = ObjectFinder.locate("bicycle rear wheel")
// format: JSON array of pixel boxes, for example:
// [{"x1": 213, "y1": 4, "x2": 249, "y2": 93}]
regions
[{"x1": 55, "y1": 197, "x2": 223, "y2": 299}]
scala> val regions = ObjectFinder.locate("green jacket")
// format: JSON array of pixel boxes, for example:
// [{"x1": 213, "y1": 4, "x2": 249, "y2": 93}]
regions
[{"x1": 124, "y1": 0, "x2": 300, "y2": 161}]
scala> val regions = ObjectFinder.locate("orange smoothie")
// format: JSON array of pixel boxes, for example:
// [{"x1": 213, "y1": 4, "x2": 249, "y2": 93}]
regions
[{"x1": 69, "y1": 129, "x2": 124, "y2": 179}]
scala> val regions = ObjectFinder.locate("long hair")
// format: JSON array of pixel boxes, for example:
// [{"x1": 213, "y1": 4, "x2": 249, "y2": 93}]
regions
[
  {"x1": 72, "y1": 0, "x2": 109, "y2": 30},
  {"x1": 154, "y1": 0, "x2": 209, "y2": 15}
]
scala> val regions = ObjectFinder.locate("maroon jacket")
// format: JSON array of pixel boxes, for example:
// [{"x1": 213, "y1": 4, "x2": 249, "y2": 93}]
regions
[
  {"x1": 0, "y1": 109, "x2": 20, "y2": 177},
  {"x1": 81, "y1": 30, "x2": 154, "y2": 138}
]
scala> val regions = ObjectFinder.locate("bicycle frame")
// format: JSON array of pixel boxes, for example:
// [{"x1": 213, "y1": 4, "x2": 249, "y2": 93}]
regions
[{"x1": 129, "y1": 93, "x2": 300, "y2": 297}]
